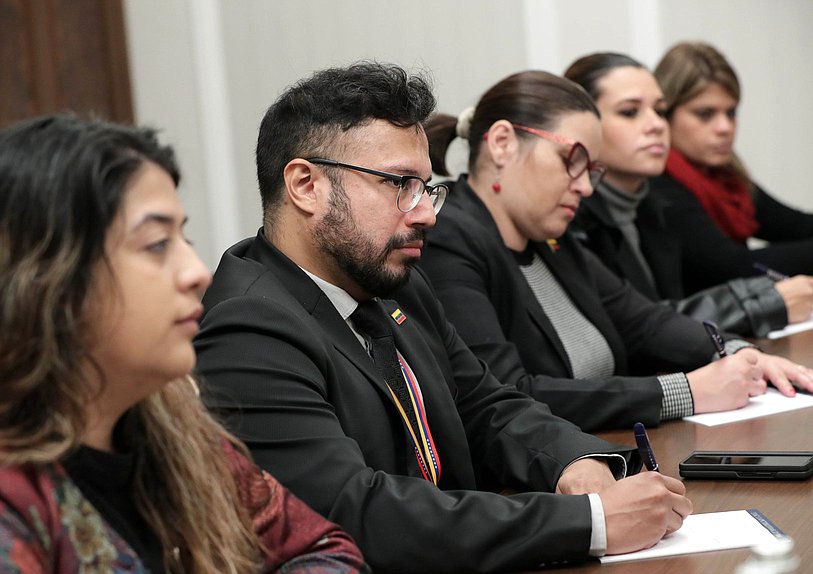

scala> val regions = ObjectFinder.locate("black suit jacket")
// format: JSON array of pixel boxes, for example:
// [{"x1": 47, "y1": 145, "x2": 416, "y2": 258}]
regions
[
  {"x1": 420, "y1": 177, "x2": 716, "y2": 432},
  {"x1": 194, "y1": 230, "x2": 638, "y2": 574},
  {"x1": 650, "y1": 173, "x2": 813, "y2": 294},
  {"x1": 573, "y1": 188, "x2": 683, "y2": 301},
  {"x1": 571, "y1": 187, "x2": 787, "y2": 337}
]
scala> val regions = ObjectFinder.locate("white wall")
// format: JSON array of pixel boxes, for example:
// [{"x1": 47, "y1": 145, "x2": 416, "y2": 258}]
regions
[
  {"x1": 658, "y1": 0, "x2": 813, "y2": 213},
  {"x1": 123, "y1": 0, "x2": 813, "y2": 269}
]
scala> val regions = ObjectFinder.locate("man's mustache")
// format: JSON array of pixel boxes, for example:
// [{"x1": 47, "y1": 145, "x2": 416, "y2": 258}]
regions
[{"x1": 385, "y1": 229, "x2": 426, "y2": 252}]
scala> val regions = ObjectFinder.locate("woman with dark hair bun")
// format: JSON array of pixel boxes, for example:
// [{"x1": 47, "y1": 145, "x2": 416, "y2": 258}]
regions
[
  {"x1": 421, "y1": 70, "x2": 813, "y2": 433},
  {"x1": 651, "y1": 41, "x2": 813, "y2": 294},
  {"x1": 565, "y1": 51, "x2": 813, "y2": 338},
  {"x1": 0, "y1": 115, "x2": 367, "y2": 573}
]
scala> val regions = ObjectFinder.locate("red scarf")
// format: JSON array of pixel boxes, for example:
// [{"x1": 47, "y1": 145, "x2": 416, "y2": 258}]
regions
[{"x1": 664, "y1": 148, "x2": 758, "y2": 243}]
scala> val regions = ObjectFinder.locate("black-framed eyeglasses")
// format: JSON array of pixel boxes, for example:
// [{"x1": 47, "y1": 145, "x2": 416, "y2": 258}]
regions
[
  {"x1": 512, "y1": 124, "x2": 606, "y2": 188},
  {"x1": 306, "y1": 158, "x2": 448, "y2": 214}
]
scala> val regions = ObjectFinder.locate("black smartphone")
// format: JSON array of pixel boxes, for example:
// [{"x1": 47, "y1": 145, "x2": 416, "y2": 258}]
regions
[{"x1": 679, "y1": 451, "x2": 813, "y2": 480}]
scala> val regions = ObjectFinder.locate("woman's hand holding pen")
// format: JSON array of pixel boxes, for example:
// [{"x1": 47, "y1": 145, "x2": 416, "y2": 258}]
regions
[
  {"x1": 775, "y1": 275, "x2": 813, "y2": 323},
  {"x1": 686, "y1": 349, "x2": 766, "y2": 412},
  {"x1": 753, "y1": 264, "x2": 813, "y2": 323},
  {"x1": 687, "y1": 348, "x2": 813, "y2": 411}
]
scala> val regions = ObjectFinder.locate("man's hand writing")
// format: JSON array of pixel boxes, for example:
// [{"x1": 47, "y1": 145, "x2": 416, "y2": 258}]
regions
[{"x1": 556, "y1": 458, "x2": 617, "y2": 494}]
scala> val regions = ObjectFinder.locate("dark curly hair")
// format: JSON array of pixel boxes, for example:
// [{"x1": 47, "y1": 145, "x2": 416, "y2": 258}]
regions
[{"x1": 256, "y1": 61, "x2": 436, "y2": 220}]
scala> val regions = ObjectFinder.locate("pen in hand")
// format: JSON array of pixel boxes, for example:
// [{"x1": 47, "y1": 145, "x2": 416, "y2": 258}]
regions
[
  {"x1": 633, "y1": 422, "x2": 659, "y2": 472},
  {"x1": 753, "y1": 262, "x2": 789, "y2": 282},
  {"x1": 702, "y1": 320, "x2": 728, "y2": 358}
]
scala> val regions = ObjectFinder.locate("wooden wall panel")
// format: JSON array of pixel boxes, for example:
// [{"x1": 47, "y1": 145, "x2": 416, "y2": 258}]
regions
[
  {"x1": 0, "y1": 0, "x2": 38, "y2": 122},
  {"x1": 0, "y1": 0, "x2": 133, "y2": 128}
]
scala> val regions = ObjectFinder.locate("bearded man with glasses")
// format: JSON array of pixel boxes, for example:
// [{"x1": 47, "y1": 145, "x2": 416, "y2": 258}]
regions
[{"x1": 195, "y1": 62, "x2": 692, "y2": 573}]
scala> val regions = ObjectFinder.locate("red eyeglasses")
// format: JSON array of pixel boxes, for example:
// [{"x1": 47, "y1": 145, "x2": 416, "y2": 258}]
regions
[{"x1": 512, "y1": 124, "x2": 606, "y2": 188}]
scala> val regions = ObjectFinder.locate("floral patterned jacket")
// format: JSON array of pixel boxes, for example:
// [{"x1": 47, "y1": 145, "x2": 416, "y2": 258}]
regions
[{"x1": 0, "y1": 443, "x2": 368, "y2": 573}]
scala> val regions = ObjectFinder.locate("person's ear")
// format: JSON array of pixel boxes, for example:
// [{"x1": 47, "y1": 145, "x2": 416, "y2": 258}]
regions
[
  {"x1": 283, "y1": 159, "x2": 325, "y2": 216},
  {"x1": 484, "y1": 120, "x2": 520, "y2": 168}
]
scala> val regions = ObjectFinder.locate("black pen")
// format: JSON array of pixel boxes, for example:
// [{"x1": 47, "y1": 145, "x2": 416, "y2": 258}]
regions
[
  {"x1": 702, "y1": 320, "x2": 728, "y2": 358},
  {"x1": 633, "y1": 422, "x2": 659, "y2": 472},
  {"x1": 753, "y1": 262, "x2": 789, "y2": 282}
]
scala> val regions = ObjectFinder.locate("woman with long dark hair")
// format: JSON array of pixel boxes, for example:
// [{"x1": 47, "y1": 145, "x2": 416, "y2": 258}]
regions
[{"x1": 0, "y1": 115, "x2": 366, "y2": 573}]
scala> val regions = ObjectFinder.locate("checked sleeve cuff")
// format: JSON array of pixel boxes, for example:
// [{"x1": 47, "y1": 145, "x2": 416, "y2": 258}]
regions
[{"x1": 658, "y1": 372, "x2": 694, "y2": 420}]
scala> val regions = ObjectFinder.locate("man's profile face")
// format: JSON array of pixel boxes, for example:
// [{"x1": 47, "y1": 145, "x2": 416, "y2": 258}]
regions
[{"x1": 312, "y1": 120, "x2": 436, "y2": 299}]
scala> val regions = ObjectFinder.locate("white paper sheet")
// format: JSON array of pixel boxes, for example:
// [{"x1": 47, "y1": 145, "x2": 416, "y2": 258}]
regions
[
  {"x1": 684, "y1": 388, "x2": 813, "y2": 427},
  {"x1": 600, "y1": 509, "x2": 785, "y2": 564},
  {"x1": 767, "y1": 315, "x2": 813, "y2": 339}
]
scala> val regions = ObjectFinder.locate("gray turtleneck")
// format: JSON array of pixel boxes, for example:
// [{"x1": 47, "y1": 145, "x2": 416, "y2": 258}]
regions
[{"x1": 596, "y1": 179, "x2": 656, "y2": 290}]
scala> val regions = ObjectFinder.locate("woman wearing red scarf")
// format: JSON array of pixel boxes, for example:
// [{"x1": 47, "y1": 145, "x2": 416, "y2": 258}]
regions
[{"x1": 650, "y1": 41, "x2": 813, "y2": 295}]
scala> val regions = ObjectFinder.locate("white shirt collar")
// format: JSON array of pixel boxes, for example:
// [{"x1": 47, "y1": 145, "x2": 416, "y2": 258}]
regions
[{"x1": 300, "y1": 268, "x2": 359, "y2": 320}]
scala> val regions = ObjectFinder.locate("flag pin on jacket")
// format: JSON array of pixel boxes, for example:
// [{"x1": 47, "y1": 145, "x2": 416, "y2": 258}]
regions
[{"x1": 391, "y1": 308, "x2": 406, "y2": 325}]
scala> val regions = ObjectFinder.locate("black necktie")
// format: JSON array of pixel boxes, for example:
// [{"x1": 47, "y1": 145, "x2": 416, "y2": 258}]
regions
[
  {"x1": 351, "y1": 300, "x2": 441, "y2": 484},
  {"x1": 351, "y1": 300, "x2": 421, "y2": 436}
]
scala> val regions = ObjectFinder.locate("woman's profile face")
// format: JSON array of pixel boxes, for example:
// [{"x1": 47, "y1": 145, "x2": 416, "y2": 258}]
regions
[
  {"x1": 85, "y1": 161, "x2": 211, "y2": 405},
  {"x1": 594, "y1": 66, "x2": 669, "y2": 193},
  {"x1": 503, "y1": 111, "x2": 602, "y2": 242},
  {"x1": 669, "y1": 82, "x2": 738, "y2": 168}
]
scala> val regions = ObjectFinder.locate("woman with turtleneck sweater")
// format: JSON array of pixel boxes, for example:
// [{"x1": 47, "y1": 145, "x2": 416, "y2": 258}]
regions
[{"x1": 565, "y1": 52, "x2": 813, "y2": 338}]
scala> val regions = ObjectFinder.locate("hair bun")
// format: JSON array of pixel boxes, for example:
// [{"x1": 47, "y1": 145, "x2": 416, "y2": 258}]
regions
[{"x1": 456, "y1": 106, "x2": 476, "y2": 140}]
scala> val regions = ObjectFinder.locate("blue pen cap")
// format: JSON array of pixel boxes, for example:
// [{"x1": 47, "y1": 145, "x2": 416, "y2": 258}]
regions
[{"x1": 633, "y1": 422, "x2": 659, "y2": 471}]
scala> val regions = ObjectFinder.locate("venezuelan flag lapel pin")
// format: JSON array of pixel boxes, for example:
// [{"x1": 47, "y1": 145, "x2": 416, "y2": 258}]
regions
[
  {"x1": 391, "y1": 308, "x2": 407, "y2": 325},
  {"x1": 546, "y1": 238, "x2": 560, "y2": 252}
]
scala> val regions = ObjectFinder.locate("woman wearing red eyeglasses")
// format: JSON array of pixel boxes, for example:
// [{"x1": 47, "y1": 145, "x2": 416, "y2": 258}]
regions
[{"x1": 421, "y1": 70, "x2": 813, "y2": 433}]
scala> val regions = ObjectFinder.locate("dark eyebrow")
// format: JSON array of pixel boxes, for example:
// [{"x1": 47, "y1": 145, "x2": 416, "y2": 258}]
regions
[
  {"x1": 131, "y1": 213, "x2": 188, "y2": 232},
  {"x1": 616, "y1": 96, "x2": 668, "y2": 106},
  {"x1": 383, "y1": 164, "x2": 431, "y2": 181}
]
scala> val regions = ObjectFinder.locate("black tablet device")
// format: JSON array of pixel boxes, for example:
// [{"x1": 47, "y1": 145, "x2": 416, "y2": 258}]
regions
[{"x1": 679, "y1": 451, "x2": 813, "y2": 480}]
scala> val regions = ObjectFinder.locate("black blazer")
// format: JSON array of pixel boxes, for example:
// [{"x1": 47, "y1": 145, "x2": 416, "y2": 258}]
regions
[
  {"x1": 194, "y1": 230, "x2": 637, "y2": 574},
  {"x1": 572, "y1": 188, "x2": 683, "y2": 301},
  {"x1": 420, "y1": 177, "x2": 716, "y2": 432},
  {"x1": 650, "y1": 173, "x2": 813, "y2": 294},
  {"x1": 572, "y1": 188, "x2": 787, "y2": 337}
]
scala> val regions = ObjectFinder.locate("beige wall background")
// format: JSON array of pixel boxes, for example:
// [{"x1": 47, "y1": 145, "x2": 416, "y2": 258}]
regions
[{"x1": 123, "y1": 0, "x2": 813, "y2": 269}]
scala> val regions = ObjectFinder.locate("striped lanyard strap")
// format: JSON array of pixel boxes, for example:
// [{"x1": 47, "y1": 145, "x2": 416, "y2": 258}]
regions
[{"x1": 386, "y1": 352, "x2": 441, "y2": 485}]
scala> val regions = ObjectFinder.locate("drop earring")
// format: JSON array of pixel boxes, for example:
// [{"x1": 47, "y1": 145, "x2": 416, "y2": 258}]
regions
[{"x1": 492, "y1": 173, "x2": 501, "y2": 193}]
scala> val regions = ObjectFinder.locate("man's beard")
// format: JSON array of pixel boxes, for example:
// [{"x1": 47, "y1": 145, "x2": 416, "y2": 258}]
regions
[{"x1": 314, "y1": 183, "x2": 424, "y2": 297}]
